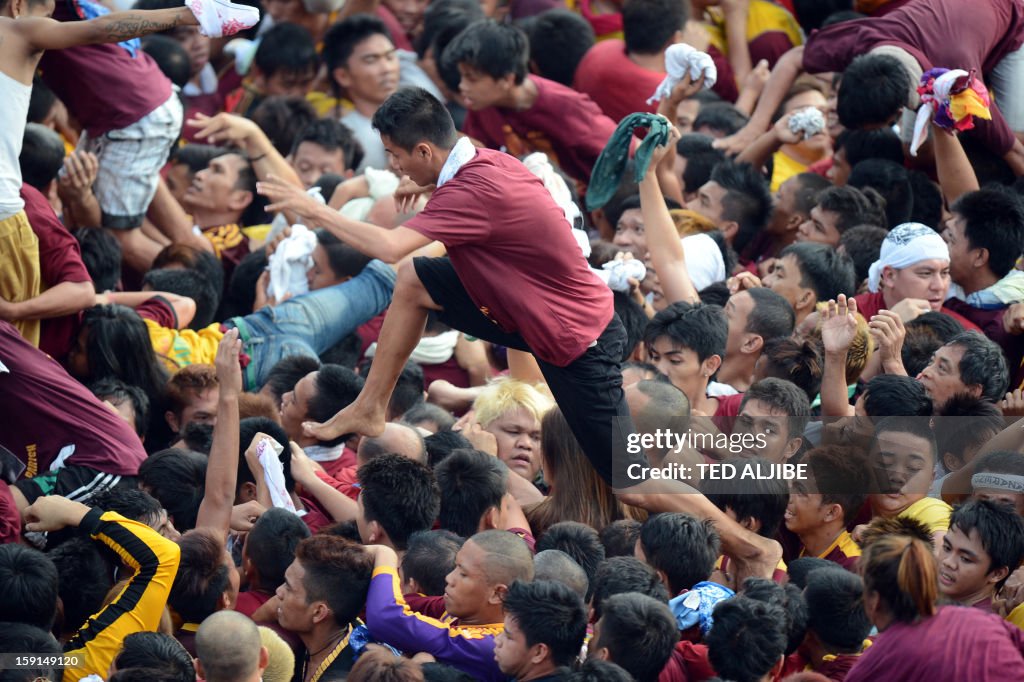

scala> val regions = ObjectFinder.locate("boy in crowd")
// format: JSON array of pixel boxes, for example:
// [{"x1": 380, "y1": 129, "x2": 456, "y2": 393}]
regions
[
  {"x1": 588, "y1": 592, "x2": 679, "y2": 682},
  {"x1": 636, "y1": 512, "x2": 720, "y2": 599},
  {"x1": 732, "y1": 378, "x2": 810, "y2": 463},
  {"x1": 796, "y1": 185, "x2": 885, "y2": 248},
  {"x1": 717, "y1": 289, "x2": 795, "y2": 395},
  {"x1": 644, "y1": 301, "x2": 728, "y2": 415},
  {"x1": 760, "y1": 242, "x2": 857, "y2": 325},
  {"x1": 938, "y1": 499, "x2": 1024, "y2": 611},
  {"x1": 494, "y1": 580, "x2": 588, "y2": 682},
  {"x1": 355, "y1": 452, "x2": 441, "y2": 554},
  {"x1": 799, "y1": 567, "x2": 873, "y2": 679},
  {"x1": 706, "y1": 596, "x2": 788, "y2": 682},
  {"x1": 289, "y1": 118, "x2": 363, "y2": 189},
  {"x1": 687, "y1": 160, "x2": 773, "y2": 259}
]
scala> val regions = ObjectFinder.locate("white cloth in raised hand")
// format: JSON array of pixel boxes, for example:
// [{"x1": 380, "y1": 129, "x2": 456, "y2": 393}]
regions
[
  {"x1": 788, "y1": 107, "x2": 825, "y2": 138},
  {"x1": 257, "y1": 438, "x2": 300, "y2": 515},
  {"x1": 648, "y1": 42, "x2": 717, "y2": 104},
  {"x1": 186, "y1": 0, "x2": 260, "y2": 39},
  {"x1": 910, "y1": 68, "x2": 969, "y2": 157},
  {"x1": 595, "y1": 258, "x2": 647, "y2": 292},
  {"x1": 268, "y1": 222, "x2": 318, "y2": 302},
  {"x1": 521, "y1": 152, "x2": 589, "y2": 258},
  {"x1": 867, "y1": 222, "x2": 949, "y2": 293}
]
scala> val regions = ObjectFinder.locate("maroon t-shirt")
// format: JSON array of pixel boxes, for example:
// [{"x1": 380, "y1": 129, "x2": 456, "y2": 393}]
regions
[
  {"x1": 406, "y1": 148, "x2": 613, "y2": 367},
  {"x1": 802, "y1": 0, "x2": 1024, "y2": 155},
  {"x1": 943, "y1": 297, "x2": 1024, "y2": 387},
  {"x1": 845, "y1": 606, "x2": 1024, "y2": 681},
  {"x1": 0, "y1": 320, "x2": 147, "y2": 477},
  {"x1": 21, "y1": 184, "x2": 91, "y2": 361},
  {"x1": 39, "y1": 0, "x2": 172, "y2": 135},
  {"x1": 573, "y1": 40, "x2": 662, "y2": 123},
  {"x1": 461, "y1": 76, "x2": 618, "y2": 184},
  {"x1": 853, "y1": 291, "x2": 981, "y2": 333}
]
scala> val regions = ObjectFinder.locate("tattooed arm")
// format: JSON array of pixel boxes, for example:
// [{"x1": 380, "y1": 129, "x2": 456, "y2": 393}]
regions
[{"x1": 16, "y1": 8, "x2": 198, "y2": 52}]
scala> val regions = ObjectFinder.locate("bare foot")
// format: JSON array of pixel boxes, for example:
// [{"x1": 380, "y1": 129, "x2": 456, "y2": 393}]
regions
[{"x1": 302, "y1": 401, "x2": 387, "y2": 440}]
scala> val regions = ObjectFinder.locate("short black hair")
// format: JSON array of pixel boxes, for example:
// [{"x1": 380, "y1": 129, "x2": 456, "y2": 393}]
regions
[
  {"x1": 434, "y1": 448, "x2": 508, "y2": 537},
  {"x1": 622, "y1": 0, "x2": 685, "y2": 55},
  {"x1": 676, "y1": 133, "x2": 715, "y2": 158},
  {"x1": 644, "y1": 301, "x2": 727, "y2": 362},
  {"x1": 291, "y1": 118, "x2": 364, "y2": 172},
  {"x1": 803, "y1": 445, "x2": 870, "y2": 526},
  {"x1": 908, "y1": 311, "x2": 965, "y2": 345},
  {"x1": 569, "y1": 659, "x2": 635, "y2": 682},
  {"x1": 947, "y1": 331, "x2": 1010, "y2": 402},
  {"x1": 682, "y1": 150, "x2": 726, "y2": 196},
  {"x1": 246, "y1": 507, "x2": 310, "y2": 593},
  {"x1": 522, "y1": 9, "x2": 594, "y2": 86},
  {"x1": 359, "y1": 454, "x2": 441, "y2": 550},
  {"x1": 791, "y1": 173, "x2": 832, "y2": 216},
  {"x1": 324, "y1": 14, "x2": 392, "y2": 84},
  {"x1": 260, "y1": 355, "x2": 321, "y2": 407},
  {"x1": 639, "y1": 513, "x2": 719, "y2": 594},
  {"x1": 391, "y1": 360, "x2": 426, "y2": 418},
  {"x1": 89, "y1": 377, "x2": 150, "y2": 439},
  {"x1": 837, "y1": 53, "x2": 910, "y2": 129},
  {"x1": 152, "y1": 245, "x2": 226, "y2": 306},
  {"x1": 745, "y1": 287, "x2": 796, "y2": 341},
  {"x1": 693, "y1": 103, "x2": 749, "y2": 137},
  {"x1": 237, "y1": 418, "x2": 292, "y2": 494},
  {"x1": 614, "y1": 291, "x2": 649, "y2": 362},
  {"x1": 909, "y1": 170, "x2": 943, "y2": 230},
  {"x1": 596, "y1": 593, "x2": 678, "y2": 682},
  {"x1": 848, "y1": 160, "x2": 912, "y2": 227},
  {"x1": 948, "y1": 499, "x2": 1024, "y2": 591},
  {"x1": 874, "y1": 417, "x2": 938, "y2": 466},
  {"x1": 249, "y1": 96, "x2": 318, "y2": 158},
  {"x1": 741, "y1": 578, "x2": 808, "y2": 656},
  {"x1": 952, "y1": 188, "x2": 1024, "y2": 279},
  {"x1": 0, "y1": 545, "x2": 59, "y2": 630},
  {"x1": 137, "y1": 448, "x2": 207, "y2": 531},
  {"x1": 803, "y1": 567, "x2": 872, "y2": 652},
  {"x1": 372, "y1": 87, "x2": 458, "y2": 152},
  {"x1": 20, "y1": 123, "x2": 65, "y2": 190},
  {"x1": 92, "y1": 487, "x2": 163, "y2": 526},
  {"x1": 169, "y1": 528, "x2": 230, "y2": 623},
  {"x1": 115, "y1": 632, "x2": 196, "y2": 682},
  {"x1": 417, "y1": 0, "x2": 484, "y2": 59},
  {"x1": 536, "y1": 521, "x2": 605, "y2": 602},
  {"x1": 815, "y1": 185, "x2": 887, "y2": 234},
  {"x1": 503, "y1": 580, "x2": 588, "y2": 668},
  {"x1": 254, "y1": 21, "x2": 318, "y2": 79},
  {"x1": 424, "y1": 429, "x2": 474, "y2": 468},
  {"x1": 702, "y1": 457, "x2": 789, "y2": 538},
  {"x1": 181, "y1": 422, "x2": 214, "y2": 455},
  {"x1": 27, "y1": 75, "x2": 57, "y2": 124},
  {"x1": 839, "y1": 224, "x2": 888, "y2": 285},
  {"x1": 170, "y1": 144, "x2": 228, "y2": 175},
  {"x1": 141, "y1": 34, "x2": 191, "y2": 88},
  {"x1": 711, "y1": 161, "x2": 772, "y2": 253},
  {"x1": 75, "y1": 227, "x2": 122, "y2": 290},
  {"x1": 143, "y1": 268, "x2": 220, "y2": 330},
  {"x1": 307, "y1": 364, "x2": 365, "y2": 447},
  {"x1": 401, "y1": 530, "x2": 465, "y2": 595},
  {"x1": 835, "y1": 127, "x2": 904, "y2": 168},
  {"x1": 792, "y1": 0, "x2": 852, "y2": 33},
  {"x1": 778, "y1": 242, "x2": 857, "y2": 302},
  {"x1": 758, "y1": 337, "x2": 823, "y2": 401},
  {"x1": 706, "y1": 596, "x2": 787, "y2": 682},
  {"x1": 442, "y1": 19, "x2": 529, "y2": 85},
  {"x1": 314, "y1": 228, "x2": 373, "y2": 279},
  {"x1": 590, "y1": 556, "x2": 669, "y2": 621},
  {"x1": 933, "y1": 395, "x2": 1003, "y2": 468},
  {"x1": 741, "y1": 377, "x2": 811, "y2": 439},
  {"x1": 295, "y1": 535, "x2": 374, "y2": 627},
  {"x1": 599, "y1": 519, "x2": 643, "y2": 558},
  {"x1": 864, "y1": 374, "x2": 932, "y2": 417},
  {"x1": 785, "y1": 556, "x2": 836, "y2": 589},
  {"x1": 0, "y1": 622, "x2": 62, "y2": 682}
]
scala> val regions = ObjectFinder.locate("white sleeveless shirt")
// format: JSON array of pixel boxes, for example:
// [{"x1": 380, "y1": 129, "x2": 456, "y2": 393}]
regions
[{"x1": 0, "y1": 70, "x2": 32, "y2": 219}]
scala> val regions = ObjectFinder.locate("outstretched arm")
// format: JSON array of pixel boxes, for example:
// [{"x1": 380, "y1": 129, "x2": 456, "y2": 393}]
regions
[
  {"x1": 641, "y1": 152, "x2": 700, "y2": 305},
  {"x1": 20, "y1": 8, "x2": 198, "y2": 52},
  {"x1": 820, "y1": 295, "x2": 858, "y2": 417},
  {"x1": 932, "y1": 125, "x2": 980, "y2": 205}
]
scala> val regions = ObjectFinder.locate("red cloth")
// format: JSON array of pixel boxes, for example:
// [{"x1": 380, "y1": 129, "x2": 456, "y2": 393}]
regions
[
  {"x1": 315, "y1": 466, "x2": 360, "y2": 501},
  {"x1": 39, "y1": 0, "x2": 172, "y2": 136},
  {"x1": 20, "y1": 184, "x2": 91, "y2": 361},
  {"x1": 852, "y1": 291, "x2": 981, "y2": 333},
  {"x1": 405, "y1": 592, "x2": 447, "y2": 618},
  {"x1": 461, "y1": 76, "x2": 618, "y2": 184},
  {"x1": 405, "y1": 148, "x2": 613, "y2": 367},
  {"x1": 297, "y1": 494, "x2": 333, "y2": 534},
  {"x1": 0, "y1": 482, "x2": 22, "y2": 545},
  {"x1": 0, "y1": 320, "x2": 147, "y2": 477},
  {"x1": 845, "y1": 606, "x2": 1024, "y2": 681},
  {"x1": 714, "y1": 393, "x2": 743, "y2": 418},
  {"x1": 658, "y1": 641, "x2": 716, "y2": 682},
  {"x1": 573, "y1": 40, "x2": 661, "y2": 122},
  {"x1": 801, "y1": 0, "x2": 1024, "y2": 156}
]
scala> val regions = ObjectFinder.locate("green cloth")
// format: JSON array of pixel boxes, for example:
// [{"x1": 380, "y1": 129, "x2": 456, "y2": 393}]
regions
[{"x1": 585, "y1": 112, "x2": 671, "y2": 212}]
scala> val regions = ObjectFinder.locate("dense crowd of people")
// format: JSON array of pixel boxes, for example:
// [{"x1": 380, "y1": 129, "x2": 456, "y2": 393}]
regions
[{"x1": 4, "y1": 0, "x2": 1024, "y2": 680}]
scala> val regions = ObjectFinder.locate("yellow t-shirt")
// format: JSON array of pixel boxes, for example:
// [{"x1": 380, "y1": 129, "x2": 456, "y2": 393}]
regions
[
  {"x1": 899, "y1": 496, "x2": 952, "y2": 534},
  {"x1": 770, "y1": 151, "x2": 808, "y2": 193},
  {"x1": 144, "y1": 318, "x2": 223, "y2": 373},
  {"x1": 705, "y1": 0, "x2": 803, "y2": 57}
]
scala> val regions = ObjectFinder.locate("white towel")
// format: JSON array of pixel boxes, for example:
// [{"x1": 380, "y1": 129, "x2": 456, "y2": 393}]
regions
[
  {"x1": 257, "y1": 438, "x2": 300, "y2": 515},
  {"x1": 268, "y1": 223, "x2": 318, "y2": 302},
  {"x1": 648, "y1": 43, "x2": 717, "y2": 105}
]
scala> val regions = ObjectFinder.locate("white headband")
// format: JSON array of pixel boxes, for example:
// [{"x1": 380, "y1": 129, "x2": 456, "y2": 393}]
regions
[
  {"x1": 972, "y1": 473, "x2": 1024, "y2": 494},
  {"x1": 867, "y1": 223, "x2": 949, "y2": 293}
]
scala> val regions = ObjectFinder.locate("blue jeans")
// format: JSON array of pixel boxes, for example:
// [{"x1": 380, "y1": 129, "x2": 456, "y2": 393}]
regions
[{"x1": 227, "y1": 259, "x2": 396, "y2": 390}]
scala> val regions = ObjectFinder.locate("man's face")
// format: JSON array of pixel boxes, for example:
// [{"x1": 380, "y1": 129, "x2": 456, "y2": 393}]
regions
[
  {"x1": 291, "y1": 142, "x2": 347, "y2": 189},
  {"x1": 484, "y1": 408, "x2": 542, "y2": 481},
  {"x1": 444, "y1": 540, "x2": 494, "y2": 620},
  {"x1": 280, "y1": 371, "x2": 318, "y2": 441},
  {"x1": 276, "y1": 560, "x2": 317, "y2": 634},
  {"x1": 381, "y1": 135, "x2": 434, "y2": 188},
  {"x1": 941, "y1": 213, "x2": 977, "y2": 287},
  {"x1": 797, "y1": 205, "x2": 842, "y2": 247},
  {"x1": 734, "y1": 399, "x2": 796, "y2": 463},
  {"x1": 613, "y1": 207, "x2": 646, "y2": 253},
  {"x1": 827, "y1": 147, "x2": 851, "y2": 186},
  {"x1": 762, "y1": 254, "x2": 812, "y2": 313},
  {"x1": 165, "y1": 162, "x2": 196, "y2": 207},
  {"x1": 383, "y1": 0, "x2": 428, "y2": 35},
  {"x1": 939, "y1": 525, "x2": 1000, "y2": 604},
  {"x1": 974, "y1": 489, "x2": 1024, "y2": 517},
  {"x1": 687, "y1": 180, "x2": 727, "y2": 229},
  {"x1": 870, "y1": 430, "x2": 934, "y2": 517},
  {"x1": 336, "y1": 34, "x2": 400, "y2": 106},
  {"x1": 168, "y1": 25, "x2": 210, "y2": 78},
  {"x1": 724, "y1": 291, "x2": 756, "y2": 360},
  {"x1": 494, "y1": 614, "x2": 537, "y2": 678},
  {"x1": 916, "y1": 343, "x2": 969, "y2": 408},
  {"x1": 881, "y1": 259, "x2": 950, "y2": 311},
  {"x1": 784, "y1": 482, "x2": 828, "y2": 536},
  {"x1": 307, "y1": 244, "x2": 345, "y2": 291},
  {"x1": 647, "y1": 337, "x2": 709, "y2": 406},
  {"x1": 146, "y1": 508, "x2": 181, "y2": 541},
  {"x1": 675, "y1": 99, "x2": 700, "y2": 135},
  {"x1": 260, "y1": 67, "x2": 317, "y2": 98},
  {"x1": 174, "y1": 387, "x2": 219, "y2": 433},
  {"x1": 766, "y1": 176, "x2": 800, "y2": 236},
  {"x1": 457, "y1": 65, "x2": 509, "y2": 110},
  {"x1": 185, "y1": 154, "x2": 248, "y2": 215}
]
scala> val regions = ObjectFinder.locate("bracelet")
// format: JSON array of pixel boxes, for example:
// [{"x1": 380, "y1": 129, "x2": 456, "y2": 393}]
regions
[{"x1": 250, "y1": 153, "x2": 267, "y2": 163}]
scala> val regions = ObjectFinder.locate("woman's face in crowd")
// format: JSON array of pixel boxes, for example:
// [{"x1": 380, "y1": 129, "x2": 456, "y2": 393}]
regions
[
  {"x1": 938, "y1": 524, "x2": 1001, "y2": 604},
  {"x1": 484, "y1": 407, "x2": 542, "y2": 481},
  {"x1": 869, "y1": 430, "x2": 934, "y2": 517}
]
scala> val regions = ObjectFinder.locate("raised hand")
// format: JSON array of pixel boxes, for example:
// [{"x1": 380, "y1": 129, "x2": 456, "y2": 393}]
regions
[
  {"x1": 214, "y1": 327, "x2": 243, "y2": 399},
  {"x1": 259, "y1": 175, "x2": 322, "y2": 217},
  {"x1": 869, "y1": 310, "x2": 907, "y2": 375},
  {"x1": 820, "y1": 295, "x2": 859, "y2": 354}
]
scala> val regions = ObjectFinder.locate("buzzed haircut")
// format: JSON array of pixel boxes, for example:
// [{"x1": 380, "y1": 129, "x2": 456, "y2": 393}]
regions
[
  {"x1": 468, "y1": 530, "x2": 535, "y2": 586},
  {"x1": 644, "y1": 301, "x2": 727, "y2": 362},
  {"x1": 596, "y1": 593, "x2": 678, "y2": 682},
  {"x1": 295, "y1": 535, "x2": 374, "y2": 627},
  {"x1": 639, "y1": 513, "x2": 719, "y2": 594},
  {"x1": 741, "y1": 578, "x2": 809, "y2": 656},
  {"x1": 401, "y1": 530, "x2": 465, "y2": 596},
  {"x1": 534, "y1": 549, "x2": 589, "y2": 601},
  {"x1": 522, "y1": 9, "x2": 594, "y2": 86},
  {"x1": 503, "y1": 581, "x2": 588, "y2": 667},
  {"x1": 590, "y1": 556, "x2": 670, "y2": 621},
  {"x1": 359, "y1": 453, "x2": 440, "y2": 550},
  {"x1": 196, "y1": 612, "x2": 262, "y2": 682},
  {"x1": 372, "y1": 87, "x2": 458, "y2": 152},
  {"x1": 434, "y1": 448, "x2": 508, "y2": 537}
]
